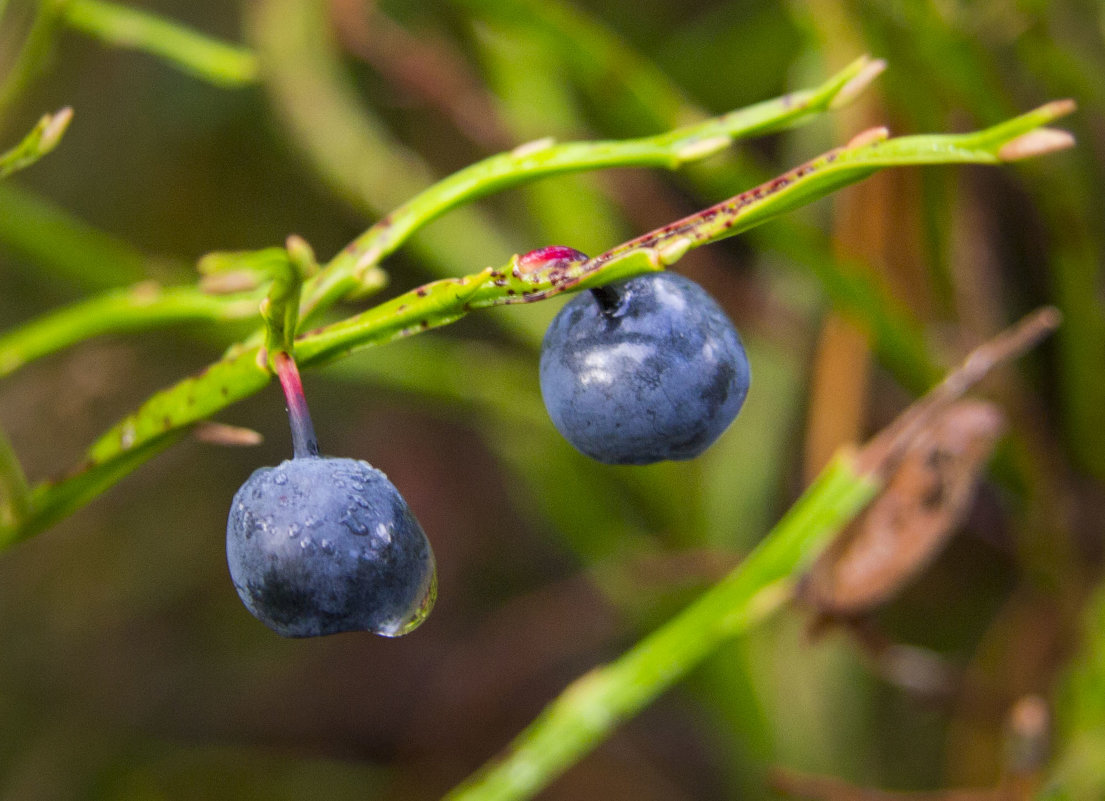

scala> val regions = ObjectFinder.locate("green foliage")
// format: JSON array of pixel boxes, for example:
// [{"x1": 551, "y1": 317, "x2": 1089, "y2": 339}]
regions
[{"x1": 0, "y1": 1, "x2": 1101, "y2": 799}]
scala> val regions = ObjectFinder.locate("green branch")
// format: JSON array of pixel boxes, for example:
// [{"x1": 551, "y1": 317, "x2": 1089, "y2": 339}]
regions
[
  {"x1": 303, "y1": 55, "x2": 884, "y2": 314},
  {"x1": 0, "y1": 283, "x2": 259, "y2": 379},
  {"x1": 61, "y1": 0, "x2": 259, "y2": 87},
  {"x1": 0, "y1": 102, "x2": 1073, "y2": 547},
  {"x1": 0, "y1": 107, "x2": 73, "y2": 179},
  {"x1": 0, "y1": 59, "x2": 878, "y2": 375},
  {"x1": 302, "y1": 101, "x2": 1075, "y2": 365},
  {"x1": 444, "y1": 451, "x2": 880, "y2": 801}
]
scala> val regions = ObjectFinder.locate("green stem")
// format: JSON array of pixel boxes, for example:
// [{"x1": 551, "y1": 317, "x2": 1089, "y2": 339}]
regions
[
  {"x1": 0, "y1": 59, "x2": 880, "y2": 375},
  {"x1": 304, "y1": 54, "x2": 882, "y2": 315},
  {"x1": 259, "y1": 238, "x2": 316, "y2": 363},
  {"x1": 444, "y1": 452, "x2": 880, "y2": 801},
  {"x1": 60, "y1": 0, "x2": 259, "y2": 87},
  {"x1": 0, "y1": 283, "x2": 259, "y2": 379}
]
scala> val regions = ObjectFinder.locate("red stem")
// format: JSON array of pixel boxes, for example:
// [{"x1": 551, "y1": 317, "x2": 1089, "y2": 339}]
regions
[{"x1": 274, "y1": 351, "x2": 319, "y2": 458}]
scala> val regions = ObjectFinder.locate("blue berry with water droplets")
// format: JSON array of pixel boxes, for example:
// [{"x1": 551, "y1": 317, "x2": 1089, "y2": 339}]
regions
[
  {"x1": 226, "y1": 352, "x2": 435, "y2": 638},
  {"x1": 227, "y1": 456, "x2": 436, "y2": 637},
  {"x1": 539, "y1": 271, "x2": 750, "y2": 465}
]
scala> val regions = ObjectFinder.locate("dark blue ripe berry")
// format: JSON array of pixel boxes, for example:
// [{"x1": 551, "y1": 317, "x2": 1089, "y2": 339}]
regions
[
  {"x1": 226, "y1": 457, "x2": 436, "y2": 637},
  {"x1": 226, "y1": 353, "x2": 435, "y2": 637},
  {"x1": 539, "y1": 271, "x2": 750, "y2": 465}
]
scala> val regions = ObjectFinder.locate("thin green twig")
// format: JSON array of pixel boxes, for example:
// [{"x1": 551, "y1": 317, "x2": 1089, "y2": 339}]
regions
[
  {"x1": 0, "y1": 59, "x2": 877, "y2": 376},
  {"x1": 444, "y1": 451, "x2": 880, "y2": 801},
  {"x1": 0, "y1": 283, "x2": 259, "y2": 379},
  {"x1": 298, "y1": 102, "x2": 1073, "y2": 368},
  {"x1": 304, "y1": 54, "x2": 883, "y2": 315},
  {"x1": 61, "y1": 0, "x2": 259, "y2": 87}
]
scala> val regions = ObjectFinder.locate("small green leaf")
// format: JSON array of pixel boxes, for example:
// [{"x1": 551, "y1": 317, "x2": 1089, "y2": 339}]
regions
[
  {"x1": 259, "y1": 237, "x2": 317, "y2": 364},
  {"x1": 0, "y1": 107, "x2": 73, "y2": 180}
]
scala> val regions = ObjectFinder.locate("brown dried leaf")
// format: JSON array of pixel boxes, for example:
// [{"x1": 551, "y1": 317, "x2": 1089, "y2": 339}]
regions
[{"x1": 806, "y1": 400, "x2": 1005, "y2": 615}]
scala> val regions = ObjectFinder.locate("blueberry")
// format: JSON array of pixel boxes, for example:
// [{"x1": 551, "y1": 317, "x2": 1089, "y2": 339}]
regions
[
  {"x1": 227, "y1": 456, "x2": 436, "y2": 637},
  {"x1": 539, "y1": 271, "x2": 750, "y2": 465},
  {"x1": 226, "y1": 352, "x2": 435, "y2": 638}
]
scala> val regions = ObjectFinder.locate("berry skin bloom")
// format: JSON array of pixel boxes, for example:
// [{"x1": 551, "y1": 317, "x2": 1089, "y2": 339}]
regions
[
  {"x1": 227, "y1": 456, "x2": 436, "y2": 638},
  {"x1": 539, "y1": 271, "x2": 750, "y2": 465}
]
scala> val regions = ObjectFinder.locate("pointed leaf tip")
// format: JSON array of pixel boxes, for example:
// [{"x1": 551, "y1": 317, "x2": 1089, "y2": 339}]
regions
[
  {"x1": 830, "y1": 57, "x2": 887, "y2": 110},
  {"x1": 998, "y1": 128, "x2": 1076, "y2": 161},
  {"x1": 1042, "y1": 98, "x2": 1077, "y2": 119},
  {"x1": 41, "y1": 107, "x2": 74, "y2": 149}
]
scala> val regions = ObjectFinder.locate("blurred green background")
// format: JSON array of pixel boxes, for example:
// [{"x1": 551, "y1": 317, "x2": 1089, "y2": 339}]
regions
[{"x1": 1, "y1": 0, "x2": 1104, "y2": 798}]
